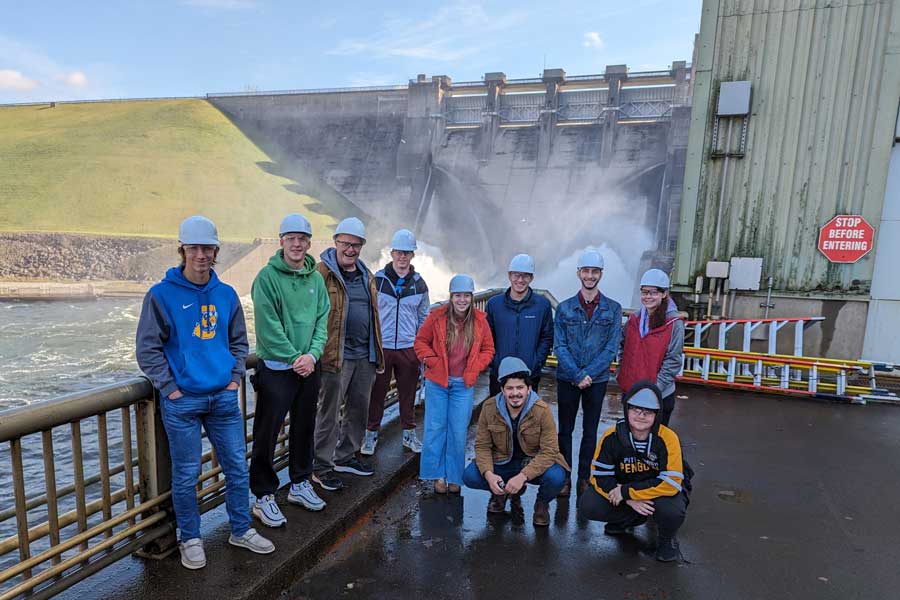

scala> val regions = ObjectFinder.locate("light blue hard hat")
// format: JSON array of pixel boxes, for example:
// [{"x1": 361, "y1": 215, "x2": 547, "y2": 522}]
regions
[
  {"x1": 498, "y1": 356, "x2": 531, "y2": 380},
  {"x1": 577, "y1": 250, "x2": 604, "y2": 270},
  {"x1": 640, "y1": 268, "x2": 670, "y2": 289},
  {"x1": 178, "y1": 216, "x2": 219, "y2": 246},
  {"x1": 449, "y1": 274, "x2": 475, "y2": 294},
  {"x1": 334, "y1": 217, "x2": 366, "y2": 241},
  {"x1": 625, "y1": 386, "x2": 661, "y2": 411},
  {"x1": 280, "y1": 213, "x2": 312, "y2": 237},
  {"x1": 391, "y1": 229, "x2": 417, "y2": 252},
  {"x1": 508, "y1": 253, "x2": 535, "y2": 274}
]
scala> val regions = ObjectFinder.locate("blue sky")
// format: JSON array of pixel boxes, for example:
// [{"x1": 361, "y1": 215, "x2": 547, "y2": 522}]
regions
[{"x1": 0, "y1": 0, "x2": 701, "y2": 103}]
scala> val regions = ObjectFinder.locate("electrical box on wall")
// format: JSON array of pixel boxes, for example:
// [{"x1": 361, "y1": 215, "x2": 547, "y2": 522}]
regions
[
  {"x1": 729, "y1": 257, "x2": 763, "y2": 290},
  {"x1": 705, "y1": 261, "x2": 730, "y2": 278},
  {"x1": 717, "y1": 81, "x2": 751, "y2": 116}
]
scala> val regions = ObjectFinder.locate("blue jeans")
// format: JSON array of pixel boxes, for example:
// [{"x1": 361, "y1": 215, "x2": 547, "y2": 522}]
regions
[
  {"x1": 161, "y1": 388, "x2": 251, "y2": 541},
  {"x1": 463, "y1": 460, "x2": 567, "y2": 503},
  {"x1": 420, "y1": 377, "x2": 473, "y2": 486}
]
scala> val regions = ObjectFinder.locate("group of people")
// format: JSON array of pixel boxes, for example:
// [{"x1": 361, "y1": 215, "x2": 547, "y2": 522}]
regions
[{"x1": 135, "y1": 212, "x2": 691, "y2": 571}]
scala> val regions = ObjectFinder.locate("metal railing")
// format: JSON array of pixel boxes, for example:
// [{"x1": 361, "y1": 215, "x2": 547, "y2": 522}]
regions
[
  {"x1": 206, "y1": 85, "x2": 408, "y2": 98},
  {"x1": 0, "y1": 289, "x2": 506, "y2": 599}
]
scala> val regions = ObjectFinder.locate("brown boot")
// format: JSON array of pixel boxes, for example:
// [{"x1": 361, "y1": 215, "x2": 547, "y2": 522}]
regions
[
  {"x1": 487, "y1": 494, "x2": 507, "y2": 514},
  {"x1": 434, "y1": 479, "x2": 448, "y2": 494},
  {"x1": 557, "y1": 481, "x2": 571, "y2": 498},
  {"x1": 533, "y1": 499, "x2": 550, "y2": 527}
]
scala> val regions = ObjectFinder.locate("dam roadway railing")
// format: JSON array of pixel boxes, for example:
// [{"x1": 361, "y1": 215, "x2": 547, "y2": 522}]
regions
[{"x1": 0, "y1": 289, "x2": 505, "y2": 600}]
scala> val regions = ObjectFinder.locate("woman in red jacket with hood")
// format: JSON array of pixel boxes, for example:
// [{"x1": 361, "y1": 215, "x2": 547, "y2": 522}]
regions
[
  {"x1": 616, "y1": 269, "x2": 684, "y2": 426},
  {"x1": 415, "y1": 274, "x2": 494, "y2": 494}
]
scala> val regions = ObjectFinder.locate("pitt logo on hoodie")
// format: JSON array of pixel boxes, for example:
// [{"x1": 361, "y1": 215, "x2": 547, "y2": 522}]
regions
[{"x1": 192, "y1": 304, "x2": 218, "y2": 340}]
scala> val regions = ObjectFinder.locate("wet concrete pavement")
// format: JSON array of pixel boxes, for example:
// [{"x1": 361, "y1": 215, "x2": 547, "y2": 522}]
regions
[{"x1": 291, "y1": 382, "x2": 900, "y2": 599}]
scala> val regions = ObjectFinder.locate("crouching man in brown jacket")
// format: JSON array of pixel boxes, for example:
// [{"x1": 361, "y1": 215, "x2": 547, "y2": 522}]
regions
[{"x1": 463, "y1": 356, "x2": 570, "y2": 526}]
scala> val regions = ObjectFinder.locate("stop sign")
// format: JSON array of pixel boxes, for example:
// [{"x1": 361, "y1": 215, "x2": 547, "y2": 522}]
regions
[{"x1": 818, "y1": 215, "x2": 875, "y2": 263}]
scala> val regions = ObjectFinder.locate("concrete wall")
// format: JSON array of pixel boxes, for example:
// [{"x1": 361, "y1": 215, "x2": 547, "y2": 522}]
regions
[{"x1": 208, "y1": 65, "x2": 692, "y2": 283}]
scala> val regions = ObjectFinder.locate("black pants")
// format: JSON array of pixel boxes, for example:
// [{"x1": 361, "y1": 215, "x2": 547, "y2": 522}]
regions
[
  {"x1": 557, "y1": 379, "x2": 607, "y2": 482},
  {"x1": 489, "y1": 370, "x2": 542, "y2": 397},
  {"x1": 577, "y1": 484, "x2": 687, "y2": 539},
  {"x1": 660, "y1": 392, "x2": 676, "y2": 427},
  {"x1": 249, "y1": 362, "x2": 320, "y2": 497}
]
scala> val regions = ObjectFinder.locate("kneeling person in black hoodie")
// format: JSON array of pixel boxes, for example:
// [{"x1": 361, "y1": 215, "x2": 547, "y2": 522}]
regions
[{"x1": 577, "y1": 382, "x2": 690, "y2": 562}]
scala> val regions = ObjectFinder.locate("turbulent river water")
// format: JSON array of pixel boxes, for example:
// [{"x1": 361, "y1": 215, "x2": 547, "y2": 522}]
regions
[{"x1": 0, "y1": 297, "x2": 259, "y2": 409}]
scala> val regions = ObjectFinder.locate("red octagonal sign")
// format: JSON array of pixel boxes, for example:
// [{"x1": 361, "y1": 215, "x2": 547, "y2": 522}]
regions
[{"x1": 818, "y1": 215, "x2": 875, "y2": 263}]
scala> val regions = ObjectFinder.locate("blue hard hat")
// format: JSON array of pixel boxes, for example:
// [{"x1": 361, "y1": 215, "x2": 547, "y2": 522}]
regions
[
  {"x1": 390, "y1": 229, "x2": 417, "y2": 252},
  {"x1": 178, "y1": 216, "x2": 219, "y2": 246},
  {"x1": 625, "y1": 386, "x2": 661, "y2": 410},
  {"x1": 334, "y1": 217, "x2": 366, "y2": 241},
  {"x1": 279, "y1": 213, "x2": 312, "y2": 237},
  {"x1": 449, "y1": 274, "x2": 475, "y2": 294},
  {"x1": 507, "y1": 253, "x2": 535, "y2": 274},
  {"x1": 577, "y1": 250, "x2": 604, "y2": 269},
  {"x1": 498, "y1": 356, "x2": 531, "y2": 380},
  {"x1": 640, "y1": 268, "x2": 670, "y2": 289}
]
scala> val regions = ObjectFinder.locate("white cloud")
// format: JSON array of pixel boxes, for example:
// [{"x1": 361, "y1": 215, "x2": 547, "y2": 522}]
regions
[
  {"x1": 345, "y1": 72, "x2": 395, "y2": 88},
  {"x1": 328, "y1": 1, "x2": 530, "y2": 62},
  {"x1": 182, "y1": 0, "x2": 257, "y2": 9},
  {"x1": 0, "y1": 69, "x2": 38, "y2": 91},
  {"x1": 0, "y1": 35, "x2": 114, "y2": 102},
  {"x1": 60, "y1": 71, "x2": 88, "y2": 87},
  {"x1": 583, "y1": 32, "x2": 605, "y2": 49}
]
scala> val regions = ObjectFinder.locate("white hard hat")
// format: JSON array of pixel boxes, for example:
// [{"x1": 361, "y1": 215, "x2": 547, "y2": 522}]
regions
[
  {"x1": 625, "y1": 386, "x2": 661, "y2": 410},
  {"x1": 334, "y1": 217, "x2": 366, "y2": 241},
  {"x1": 498, "y1": 356, "x2": 531, "y2": 380},
  {"x1": 391, "y1": 229, "x2": 417, "y2": 252},
  {"x1": 577, "y1": 250, "x2": 604, "y2": 269},
  {"x1": 449, "y1": 274, "x2": 475, "y2": 294},
  {"x1": 508, "y1": 254, "x2": 535, "y2": 275},
  {"x1": 640, "y1": 268, "x2": 670, "y2": 289},
  {"x1": 279, "y1": 213, "x2": 312, "y2": 237},
  {"x1": 178, "y1": 216, "x2": 219, "y2": 246}
]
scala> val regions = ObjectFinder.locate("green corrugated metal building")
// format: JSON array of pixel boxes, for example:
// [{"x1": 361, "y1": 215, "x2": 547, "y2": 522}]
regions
[{"x1": 677, "y1": 0, "x2": 900, "y2": 360}]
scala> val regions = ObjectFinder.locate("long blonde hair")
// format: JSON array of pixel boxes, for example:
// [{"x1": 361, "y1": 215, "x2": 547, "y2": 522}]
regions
[{"x1": 445, "y1": 302, "x2": 475, "y2": 353}]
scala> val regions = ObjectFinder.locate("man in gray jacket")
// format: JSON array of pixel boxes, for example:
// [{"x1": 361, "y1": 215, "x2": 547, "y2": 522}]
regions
[{"x1": 362, "y1": 229, "x2": 430, "y2": 455}]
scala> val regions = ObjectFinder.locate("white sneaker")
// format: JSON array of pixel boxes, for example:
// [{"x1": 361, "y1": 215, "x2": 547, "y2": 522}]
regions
[
  {"x1": 402, "y1": 429, "x2": 423, "y2": 453},
  {"x1": 288, "y1": 480, "x2": 326, "y2": 511},
  {"x1": 179, "y1": 538, "x2": 206, "y2": 570},
  {"x1": 361, "y1": 430, "x2": 378, "y2": 455},
  {"x1": 252, "y1": 494, "x2": 287, "y2": 527},
  {"x1": 228, "y1": 528, "x2": 275, "y2": 554}
]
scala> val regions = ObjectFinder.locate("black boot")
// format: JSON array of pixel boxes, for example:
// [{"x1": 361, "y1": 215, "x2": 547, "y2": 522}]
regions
[{"x1": 656, "y1": 536, "x2": 681, "y2": 562}]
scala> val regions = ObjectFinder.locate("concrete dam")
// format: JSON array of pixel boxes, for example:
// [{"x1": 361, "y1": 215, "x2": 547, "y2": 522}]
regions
[{"x1": 208, "y1": 62, "x2": 693, "y2": 285}]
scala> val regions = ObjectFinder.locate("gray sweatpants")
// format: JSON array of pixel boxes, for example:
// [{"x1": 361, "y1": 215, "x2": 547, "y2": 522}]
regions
[{"x1": 314, "y1": 358, "x2": 377, "y2": 473}]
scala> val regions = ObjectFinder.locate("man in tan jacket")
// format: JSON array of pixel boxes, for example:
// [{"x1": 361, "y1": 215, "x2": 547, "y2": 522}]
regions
[
  {"x1": 313, "y1": 217, "x2": 385, "y2": 493},
  {"x1": 463, "y1": 356, "x2": 570, "y2": 526}
]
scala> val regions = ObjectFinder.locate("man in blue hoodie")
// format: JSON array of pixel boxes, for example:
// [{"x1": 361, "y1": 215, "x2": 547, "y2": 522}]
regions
[
  {"x1": 463, "y1": 357, "x2": 570, "y2": 527},
  {"x1": 136, "y1": 216, "x2": 274, "y2": 570},
  {"x1": 485, "y1": 253, "x2": 553, "y2": 396}
]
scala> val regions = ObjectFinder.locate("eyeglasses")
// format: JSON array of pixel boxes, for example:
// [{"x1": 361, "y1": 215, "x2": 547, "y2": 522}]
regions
[
  {"x1": 182, "y1": 245, "x2": 217, "y2": 254},
  {"x1": 640, "y1": 289, "x2": 663, "y2": 297},
  {"x1": 282, "y1": 234, "x2": 310, "y2": 244},
  {"x1": 509, "y1": 272, "x2": 533, "y2": 281},
  {"x1": 335, "y1": 239, "x2": 364, "y2": 251},
  {"x1": 392, "y1": 250, "x2": 413, "y2": 256},
  {"x1": 627, "y1": 406, "x2": 658, "y2": 416}
]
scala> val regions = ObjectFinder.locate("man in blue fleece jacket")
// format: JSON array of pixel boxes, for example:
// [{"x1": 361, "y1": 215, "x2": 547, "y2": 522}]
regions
[{"x1": 136, "y1": 216, "x2": 274, "y2": 570}]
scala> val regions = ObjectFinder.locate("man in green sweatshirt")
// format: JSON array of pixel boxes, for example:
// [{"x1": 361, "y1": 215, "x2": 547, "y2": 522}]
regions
[{"x1": 249, "y1": 213, "x2": 331, "y2": 527}]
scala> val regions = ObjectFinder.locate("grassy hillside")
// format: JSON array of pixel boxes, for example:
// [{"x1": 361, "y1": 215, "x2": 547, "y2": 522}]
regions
[{"x1": 0, "y1": 99, "x2": 352, "y2": 241}]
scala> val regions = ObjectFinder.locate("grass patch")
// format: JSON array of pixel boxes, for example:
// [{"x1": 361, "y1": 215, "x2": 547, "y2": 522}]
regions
[{"x1": 0, "y1": 99, "x2": 352, "y2": 241}]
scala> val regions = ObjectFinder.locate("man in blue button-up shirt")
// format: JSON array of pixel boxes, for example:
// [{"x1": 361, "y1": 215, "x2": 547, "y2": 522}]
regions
[{"x1": 553, "y1": 249, "x2": 623, "y2": 497}]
